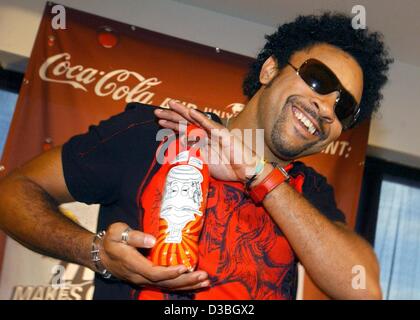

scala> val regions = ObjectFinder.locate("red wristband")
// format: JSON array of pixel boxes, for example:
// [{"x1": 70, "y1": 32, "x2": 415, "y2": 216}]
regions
[{"x1": 248, "y1": 164, "x2": 291, "y2": 204}]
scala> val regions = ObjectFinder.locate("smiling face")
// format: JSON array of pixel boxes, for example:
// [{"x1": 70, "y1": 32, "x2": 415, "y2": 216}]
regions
[{"x1": 254, "y1": 43, "x2": 363, "y2": 160}]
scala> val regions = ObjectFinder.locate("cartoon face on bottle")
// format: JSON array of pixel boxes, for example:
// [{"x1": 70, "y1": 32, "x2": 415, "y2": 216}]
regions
[{"x1": 160, "y1": 164, "x2": 203, "y2": 243}]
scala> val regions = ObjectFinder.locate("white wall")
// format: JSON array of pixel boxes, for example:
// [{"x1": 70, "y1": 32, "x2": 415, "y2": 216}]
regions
[
  {"x1": 1, "y1": 0, "x2": 419, "y2": 167},
  {"x1": 0, "y1": 0, "x2": 271, "y2": 59},
  {"x1": 368, "y1": 61, "x2": 420, "y2": 167}
]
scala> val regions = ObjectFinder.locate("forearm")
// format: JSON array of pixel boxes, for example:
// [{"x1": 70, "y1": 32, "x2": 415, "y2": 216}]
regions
[
  {"x1": 262, "y1": 178, "x2": 381, "y2": 299},
  {"x1": 0, "y1": 172, "x2": 95, "y2": 271}
]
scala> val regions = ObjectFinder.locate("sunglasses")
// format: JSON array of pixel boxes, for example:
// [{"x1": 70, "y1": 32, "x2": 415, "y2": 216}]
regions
[{"x1": 287, "y1": 59, "x2": 360, "y2": 130}]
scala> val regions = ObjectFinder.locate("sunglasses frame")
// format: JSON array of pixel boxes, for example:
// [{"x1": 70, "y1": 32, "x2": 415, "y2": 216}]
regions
[{"x1": 287, "y1": 58, "x2": 360, "y2": 129}]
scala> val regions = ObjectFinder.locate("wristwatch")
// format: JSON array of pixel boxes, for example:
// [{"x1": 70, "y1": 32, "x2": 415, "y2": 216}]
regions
[{"x1": 248, "y1": 163, "x2": 290, "y2": 204}]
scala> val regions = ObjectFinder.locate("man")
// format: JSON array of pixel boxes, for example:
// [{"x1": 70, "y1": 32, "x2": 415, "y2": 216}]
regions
[{"x1": 0, "y1": 13, "x2": 392, "y2": 299}]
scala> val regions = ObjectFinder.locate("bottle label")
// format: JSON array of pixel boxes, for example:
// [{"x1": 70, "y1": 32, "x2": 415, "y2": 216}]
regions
[{"x1": 160, "y1": 164, "x2": 204, "y2": 244}]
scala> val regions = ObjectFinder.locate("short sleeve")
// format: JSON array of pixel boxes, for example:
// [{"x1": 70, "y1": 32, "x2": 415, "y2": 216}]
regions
[
  {"x1": 61, "y1": 103, "x2": 157, "y2": 205},
  {"x1": 293, "y1": 162, "x2": 346, "y2": 224}
]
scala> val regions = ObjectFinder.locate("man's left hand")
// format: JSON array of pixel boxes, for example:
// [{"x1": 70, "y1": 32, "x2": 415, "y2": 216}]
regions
[{"x1": 154, "y1": 100, "x2": 260, "y2": 183}]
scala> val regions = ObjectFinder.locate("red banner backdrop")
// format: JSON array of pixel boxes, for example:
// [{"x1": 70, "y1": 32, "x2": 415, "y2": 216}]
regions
[{"x1": 0, "y1": 3, "x2": 370, "y2": 299}]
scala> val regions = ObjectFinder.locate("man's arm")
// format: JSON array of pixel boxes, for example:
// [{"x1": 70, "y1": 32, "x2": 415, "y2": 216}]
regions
[
  {"x1": 0, "y1": 147, "x2": 94, "y2": 266},
  {"x1": 255, "y1": 163, "x2": 382, "y2": 300},
  {"x1": 0, "y1": 146, "x2": 209, "y2": 291}
]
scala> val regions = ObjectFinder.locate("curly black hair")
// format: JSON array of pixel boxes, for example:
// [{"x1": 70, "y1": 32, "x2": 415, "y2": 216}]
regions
[{"x1": 243, "y1": 12, "x2": 393, "y2": 128}]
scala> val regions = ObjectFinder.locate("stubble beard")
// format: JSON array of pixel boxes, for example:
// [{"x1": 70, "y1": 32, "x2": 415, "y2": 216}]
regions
[{"x1": 270, "y1": 102, "x2": 318, "y2": 160}]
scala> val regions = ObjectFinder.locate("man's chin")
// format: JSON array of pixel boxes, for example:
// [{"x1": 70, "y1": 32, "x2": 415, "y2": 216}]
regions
[
  {"x1": 275, "y1": 142, "x2": 320, "y2": 161},
  {"x1": 270, "y1": 118, "x2": 321, "y2": 160},
  {"x1": 270, "y1": 144, "x2": 304, "y2": 161},
  {"x1": 276, "y1": 151, "x2": 303, "y2": 161}
]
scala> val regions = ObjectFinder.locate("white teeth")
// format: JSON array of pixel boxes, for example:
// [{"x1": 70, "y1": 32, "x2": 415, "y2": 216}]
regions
[
  {"x1": 309, "y1": 126, "x2": 316, "y2": 135},
  {"x1": 293, "y1": 108, "x2": 317, "y2": 135}
]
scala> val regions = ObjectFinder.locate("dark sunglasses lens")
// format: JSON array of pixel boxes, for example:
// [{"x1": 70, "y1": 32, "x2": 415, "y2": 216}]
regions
[
  {"x1": 299, "y1": 61, "x2": 338, "y2": 94},
  {"x1": 297, "y1": 59, "x2": 359, "y2": 129},
  {"x1": 335, "y1": 91, "x2": 358, "y2": 128}
]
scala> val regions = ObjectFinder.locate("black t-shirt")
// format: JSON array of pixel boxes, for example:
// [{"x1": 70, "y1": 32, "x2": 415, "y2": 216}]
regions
[{"x1": 61, "y1": 102, "x2": 345, "y2": 300}]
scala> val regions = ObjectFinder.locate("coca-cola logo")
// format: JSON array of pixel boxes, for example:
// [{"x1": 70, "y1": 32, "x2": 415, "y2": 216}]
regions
[
  {"x1": 38, "y1": 53, "x2": 162, "y2": 104},
  {"x1": 38, "y1": 53, "x2": 246, "y2": 120}
]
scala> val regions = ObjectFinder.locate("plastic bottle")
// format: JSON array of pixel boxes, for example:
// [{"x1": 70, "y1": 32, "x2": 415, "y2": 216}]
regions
[{"x1": 143, "y1": 124, "x2": 209, "y2": 272}]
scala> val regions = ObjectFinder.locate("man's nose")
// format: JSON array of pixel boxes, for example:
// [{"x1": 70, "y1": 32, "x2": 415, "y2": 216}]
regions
[{"x1": 310, "y1": 91, "x2": 339, "y2": 124}]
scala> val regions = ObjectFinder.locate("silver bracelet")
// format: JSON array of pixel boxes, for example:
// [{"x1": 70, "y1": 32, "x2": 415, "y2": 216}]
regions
[{"x1": 91, "y1": 230, "x2": 112, "y2": 279}]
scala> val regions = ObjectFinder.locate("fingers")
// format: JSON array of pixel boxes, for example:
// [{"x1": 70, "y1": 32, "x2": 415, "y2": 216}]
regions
[
  {"x1": 103, "y1": 236, "x2": 189, "y2": 284},
  {"x1": 154, "y1": 107, "x2": 191, "y2": 132},
  {"x1": 171, "y1": 280, "x2": 211, "y2": 292},
  {"x1": 118, "y1": 246, "x2": 208, "y2": 288},
  {"x1": 129, "y1": 269, "x2": 209, "y2": 292},
  {"x1": 157, "y1": 119, "x2": 182, "y2": 132},
  {"x1": 155, "y1": 101, "x2": 226, "y2": 138},
  {"x1": 154, "y1": 108, "x2": 189, "y2": 124},
  {"x1": 125, "y1": 230, "x2": 156, "y2": 248},
  {"x1": 154, "y1": 101, "x2": 197, "y2": 125},
  {"x1": 106, "y1": 224, "x2": 189, "y2": 281},
  {"x1": 154, "y1": 110, "x2": 186, "y2": 130},
  {"x1": 107, "y1": 222, "x2": 156, "y2": 249},
  {"x1": 154, "y1": 270, "x2": 209, "y2": 290},
  {"x1": 136, "y1": 263, "x2": 190, "y2": 283},
  {"x1": 104, "y1": 223, "x2": 209, "y2": 292},
  {"x1": 120, "y1": 250, "x2": 207, "y2": 287},
  {"x1": 189, "y1": 108, "x2": 225, "y2": 131},
  {"x1": 130, "y1": 261, "x2": 189, "y2": 283},
  {"x1": 167, "y1": 100, "x2": 198, "y2": 124}
]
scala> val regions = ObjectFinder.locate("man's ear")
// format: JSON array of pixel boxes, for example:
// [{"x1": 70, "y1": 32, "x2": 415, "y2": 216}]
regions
[{"x1": 259, "y1": 56, "x2": 278, "y2": 85}]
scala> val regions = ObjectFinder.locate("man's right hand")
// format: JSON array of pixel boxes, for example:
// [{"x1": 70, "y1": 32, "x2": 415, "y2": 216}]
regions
[
  {"x1": 100, "y1": 222, "x2": 209, "y2": 291},
  {"x1": 0, "y1": 146, "x2": 209, "y2": 294}
]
